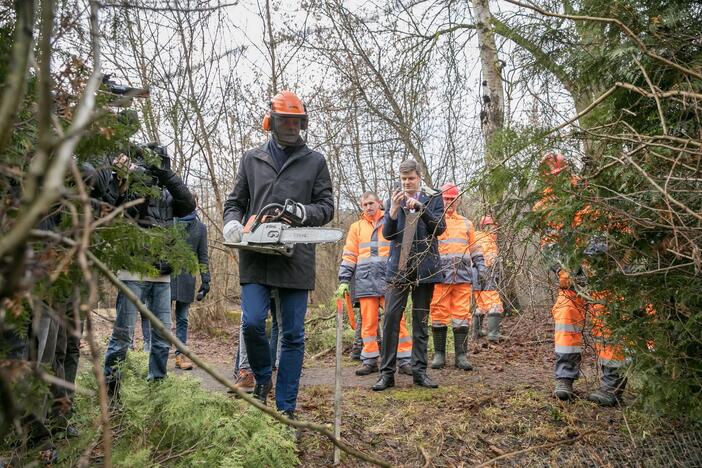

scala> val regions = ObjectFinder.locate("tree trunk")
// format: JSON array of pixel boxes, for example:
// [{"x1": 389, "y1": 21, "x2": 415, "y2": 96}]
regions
[{"x1": 470, "y1": 0, "x2": 522, "y2": 314}]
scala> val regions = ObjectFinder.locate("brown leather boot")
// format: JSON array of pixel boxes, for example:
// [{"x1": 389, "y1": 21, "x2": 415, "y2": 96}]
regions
[
  {"x1": 228, "y1": 369, "x2": 255, "y2": 394},
  {"x1": 175, "y1": 354, "x2": 193, "y2": 370}
]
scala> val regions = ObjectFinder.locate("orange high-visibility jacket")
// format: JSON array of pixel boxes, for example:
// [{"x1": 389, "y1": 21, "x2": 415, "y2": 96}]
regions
[
  {"x1": 338, "y1": 210, "x2": 390, "y2": 298},
  {"x1": 436, "y1": 213, "x2": 484, "y2": 284},
  {"x1": 473, "y1": 229, "x2": 500, "y2": 290},
  {"x1": 474, "y1": 230, "x2": 498, "y2": 267}
]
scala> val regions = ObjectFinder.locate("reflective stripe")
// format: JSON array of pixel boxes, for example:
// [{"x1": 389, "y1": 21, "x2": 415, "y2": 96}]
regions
[
  {"x1": 440, "y1": 253, "x2": 468, "y2": 259},
  {"x1": 340, "y1": 260, "x2": 356, "y2": 268},
  {"x1": 439, "y1": 238, "x2": 469, "y2": 245},
  {"x1": 342, "y1": 250, "x2": 356, "y2": 257},
  {"x1": 359, "y1": 241, "x2": 391, "y2": 248},
  {"x1": 357, "y1": 256, "x2": 387, "y2": 265},
  {"x1": 598, "y1": 357, "x2": 626, "y2": 368},
  {"x1": 398, "y1": 336, "x2": 412, "y2": 344},
  {"x1": 397, "y1": 351, "x2": 412, "y2": 358},
  {"x1": 451, "y1": 319, "x2": 469, "y2": 327},
  {"x1": 554, "y1": 323, "x2": 583, "y2": 333},
  {"x1": 555, "y1": 345, "x2": 583, "y2": 353},
  {"x1": 592, "y1": 336, "x2": 619, "y2": 345},
  {"x1": 361, "y1": 351, "x2": 380, "y2": 359},
  {"x1": 432, "y1": 321, "x2": 448, "y2": 327},
  {"x1": 362, "y1": 336, "x2": 378, "y2": 343}
]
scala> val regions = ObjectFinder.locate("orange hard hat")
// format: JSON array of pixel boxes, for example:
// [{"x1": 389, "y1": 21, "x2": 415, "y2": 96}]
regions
[
  {"x1": 441, "y1": 183, "x2": 459, "y2": 199},
  {"x1": 541, "y1": 152, "x2": 567, "y2": 175},
  {"x1": 262, "y1": 90, "x2": 308, "y2": 132},
  {"x1": 479, "y1": 215, "x2": 496, "y2": 227}
]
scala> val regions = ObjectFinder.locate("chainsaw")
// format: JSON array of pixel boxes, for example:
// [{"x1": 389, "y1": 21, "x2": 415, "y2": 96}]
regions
[{"x1": 224, "y1": 199, "x2": 343, "y2": 256}]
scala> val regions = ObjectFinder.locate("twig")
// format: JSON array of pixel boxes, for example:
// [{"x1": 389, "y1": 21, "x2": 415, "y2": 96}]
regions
[
  {"x1": 419, "y1": 444, "x2": 432, "y2": 468},
  {"x1": 29, "y1": 229, "x2": 394, "y2": 468},
  {"x1": 309, "y1": 347, "x2": 334, "y2": 361},
  {"x1": 475, "y1": 430, "x2": 597, "y2": 467},
  {"x1": 476, "y1": 434, "x2": 505, "y2": 456},
  {"x1": 622, "y1": 410, "x2": 637, "y2": 448},
  {"x1": 305, "y1": 312, "x2": 335, "y2": 325}
]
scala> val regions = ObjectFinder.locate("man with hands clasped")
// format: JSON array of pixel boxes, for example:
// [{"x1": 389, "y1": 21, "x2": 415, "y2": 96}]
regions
[{"x1": 372, "y1": 159, "x2": 446, "y2": 391}]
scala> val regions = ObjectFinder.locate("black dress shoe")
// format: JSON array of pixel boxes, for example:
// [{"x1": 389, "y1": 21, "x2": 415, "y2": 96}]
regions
[
  {"x1": 355, "y1": 364, "x2": 378, "y2": 376},
  {"x1": 371, "y1": 374, "x2": 395, "y2": 391},
  {"x1": 413, "y1": 373, "x2": 439, "y2": 388},
  {"x1": 398, "y1": 364, "x2": 413, "y2": 375}
]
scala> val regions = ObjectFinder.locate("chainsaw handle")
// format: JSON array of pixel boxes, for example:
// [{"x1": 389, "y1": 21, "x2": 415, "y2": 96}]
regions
[{"x1": 249, "y1": 203, "x2": 285, "y2": 232}]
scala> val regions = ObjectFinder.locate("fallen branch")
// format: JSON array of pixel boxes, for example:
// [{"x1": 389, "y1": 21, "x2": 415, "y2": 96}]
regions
[
  {"x1": 29, "y1": 229, "x2": 394, "y2": 468},
  {"x1": 476, "y1": 430, "x2": 597, "y2": 467},
  {"x1": 305, "y1": 312, "x2": 335, "y2": 325}
]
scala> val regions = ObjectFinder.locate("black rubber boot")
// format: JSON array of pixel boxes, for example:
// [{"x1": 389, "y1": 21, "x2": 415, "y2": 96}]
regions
[
  {"x1": 453, "y1": 327, "x2": 473, "y2": 370},
  {"x1": 487, "y1": 314, "x2": 503, "y2": 342},
  {"x1": 471, "y1": 314, "x2": 483, "y2": 340},
  {"x1": 430, "y1": 326, "x2": 447, "y2": 369}
]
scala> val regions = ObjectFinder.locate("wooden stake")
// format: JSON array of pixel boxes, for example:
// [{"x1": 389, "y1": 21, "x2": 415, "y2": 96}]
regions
[{"x1": 334, "y1": 298, "x2": 344, "y2": 465}]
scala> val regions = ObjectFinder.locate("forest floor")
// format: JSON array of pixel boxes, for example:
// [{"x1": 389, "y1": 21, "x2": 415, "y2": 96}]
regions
[{"x1": 88, "y1": 306, "x2": 693, "y2": 467}]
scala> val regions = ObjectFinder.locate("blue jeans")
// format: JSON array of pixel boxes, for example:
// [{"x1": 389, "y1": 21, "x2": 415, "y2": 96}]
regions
[
  {"x1": 104, "y1": 281, "x2": 172, "y2": 382},
  {"x1": 241, "y1": 284, "x2": 307, "y2": 412},
  {"x1": 173, "y1": 301, "x2": 190, "y2": 356}
]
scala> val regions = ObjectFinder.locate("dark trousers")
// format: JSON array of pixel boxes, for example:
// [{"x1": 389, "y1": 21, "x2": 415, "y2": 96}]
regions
[
  {"x1": 380, "y1": 283, "x2": 434, "y2": 376},
  {"x1": 53, "y1": 306, "x2": 83, "y2": 401}
]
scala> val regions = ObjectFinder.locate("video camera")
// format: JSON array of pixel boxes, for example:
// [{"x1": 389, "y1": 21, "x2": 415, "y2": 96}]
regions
[{"x1": 101, "y1": 74, "x2": 150, "y2": 107}]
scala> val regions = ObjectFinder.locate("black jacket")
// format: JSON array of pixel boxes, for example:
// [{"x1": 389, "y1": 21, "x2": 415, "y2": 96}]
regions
[
  {"x1": 171, "y1": 215, "x2": 210, "y2": 303},
  {"x1": 223, "y1": 142, "x2": 334, "y2": 290},
  {"x1": 382, "y1": 190, "x2": 446, "y2": 285},
  {"x1": 86, "y1": 165, "x2": 195, "y2": 228}
]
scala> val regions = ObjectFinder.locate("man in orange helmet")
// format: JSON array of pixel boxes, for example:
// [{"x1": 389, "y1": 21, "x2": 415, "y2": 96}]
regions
[
  {"x1": 428, "y1": 183, "x2": 486, "y2": 370},
  {"x1": 223, "y1": 90, "x2": 334, "y2": 418},
  {"x1": 473, "y1": 215, "x2": 505, "y2": 342},
  {"x1": 336, "y1": 191, "x2": 413, "y2": 376},
  {"x1": 534, "y1": 152, "x2": 627, "y2": 406}
]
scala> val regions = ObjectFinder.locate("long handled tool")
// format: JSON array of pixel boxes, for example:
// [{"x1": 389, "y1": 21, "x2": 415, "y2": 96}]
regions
[
  {"x1": 333, "y1": 297, "x2": 344, "y2": 465},
  {"x1": 344, "y1": 291, "x2": 356, "y2": 330}
]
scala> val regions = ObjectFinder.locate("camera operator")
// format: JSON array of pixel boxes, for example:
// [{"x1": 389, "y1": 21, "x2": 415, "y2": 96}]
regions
[{"x1": 87, "y1": 141, "x2": 195, "y2": 400}]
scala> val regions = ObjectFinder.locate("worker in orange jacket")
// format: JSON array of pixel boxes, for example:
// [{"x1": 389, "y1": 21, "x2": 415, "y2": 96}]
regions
[
  {"x1": 534, "y1": 153, "x2": 627, "y2": 406},
  {"x1": 429, "y1": 183, "x2": 486, "y2": 370},
  {"x1": 337, "y1": 191, "x2": 413, "y2": 376},
  {"x1": 473, "y1": 216, "x2": 505, "y2": 342}
]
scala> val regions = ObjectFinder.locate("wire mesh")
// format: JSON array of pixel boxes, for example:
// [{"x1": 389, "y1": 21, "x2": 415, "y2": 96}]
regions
[{"x1": 497, "y1": 431, "x2": 702, "y2": 467}]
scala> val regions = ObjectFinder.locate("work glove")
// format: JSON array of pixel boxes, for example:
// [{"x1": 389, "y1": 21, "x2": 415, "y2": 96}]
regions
[
  {"x1": 196, "y1": 282, "x2": 210, "y2": 301},
  {"x1": 335, "y1": 282, "x2": 350, "y2": 298},
  {"x1": 223, "y1": 220, "x2": 244, "y2": 243}
]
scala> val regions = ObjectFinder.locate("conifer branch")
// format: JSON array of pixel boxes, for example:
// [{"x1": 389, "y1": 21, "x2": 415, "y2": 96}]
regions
[{"x1": 503, "y1": 0, "x2": 702, "y2": 80}]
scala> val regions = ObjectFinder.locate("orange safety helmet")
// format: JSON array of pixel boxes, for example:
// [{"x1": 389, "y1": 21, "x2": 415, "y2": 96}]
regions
[
  {"x1": 262, "y1": 90, "x2": 308, "y2": 132},
  {"x1": 541, "y1": 152, "x2": 567, "y2": 175},
  {"x1": 440, "y1": 183, "x2": 459, "y2": 199},
  {"x1": 479, "y1": 215, "x2": 496, "y2": 227}
]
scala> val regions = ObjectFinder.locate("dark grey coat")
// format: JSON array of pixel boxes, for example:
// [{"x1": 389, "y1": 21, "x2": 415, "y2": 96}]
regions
[
  {"x1": 223, "y1": 142, "x2": 334, "y2": 290},
  {"x1": 171, "y1": 215, "x2": 210, "y2": 303}
]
